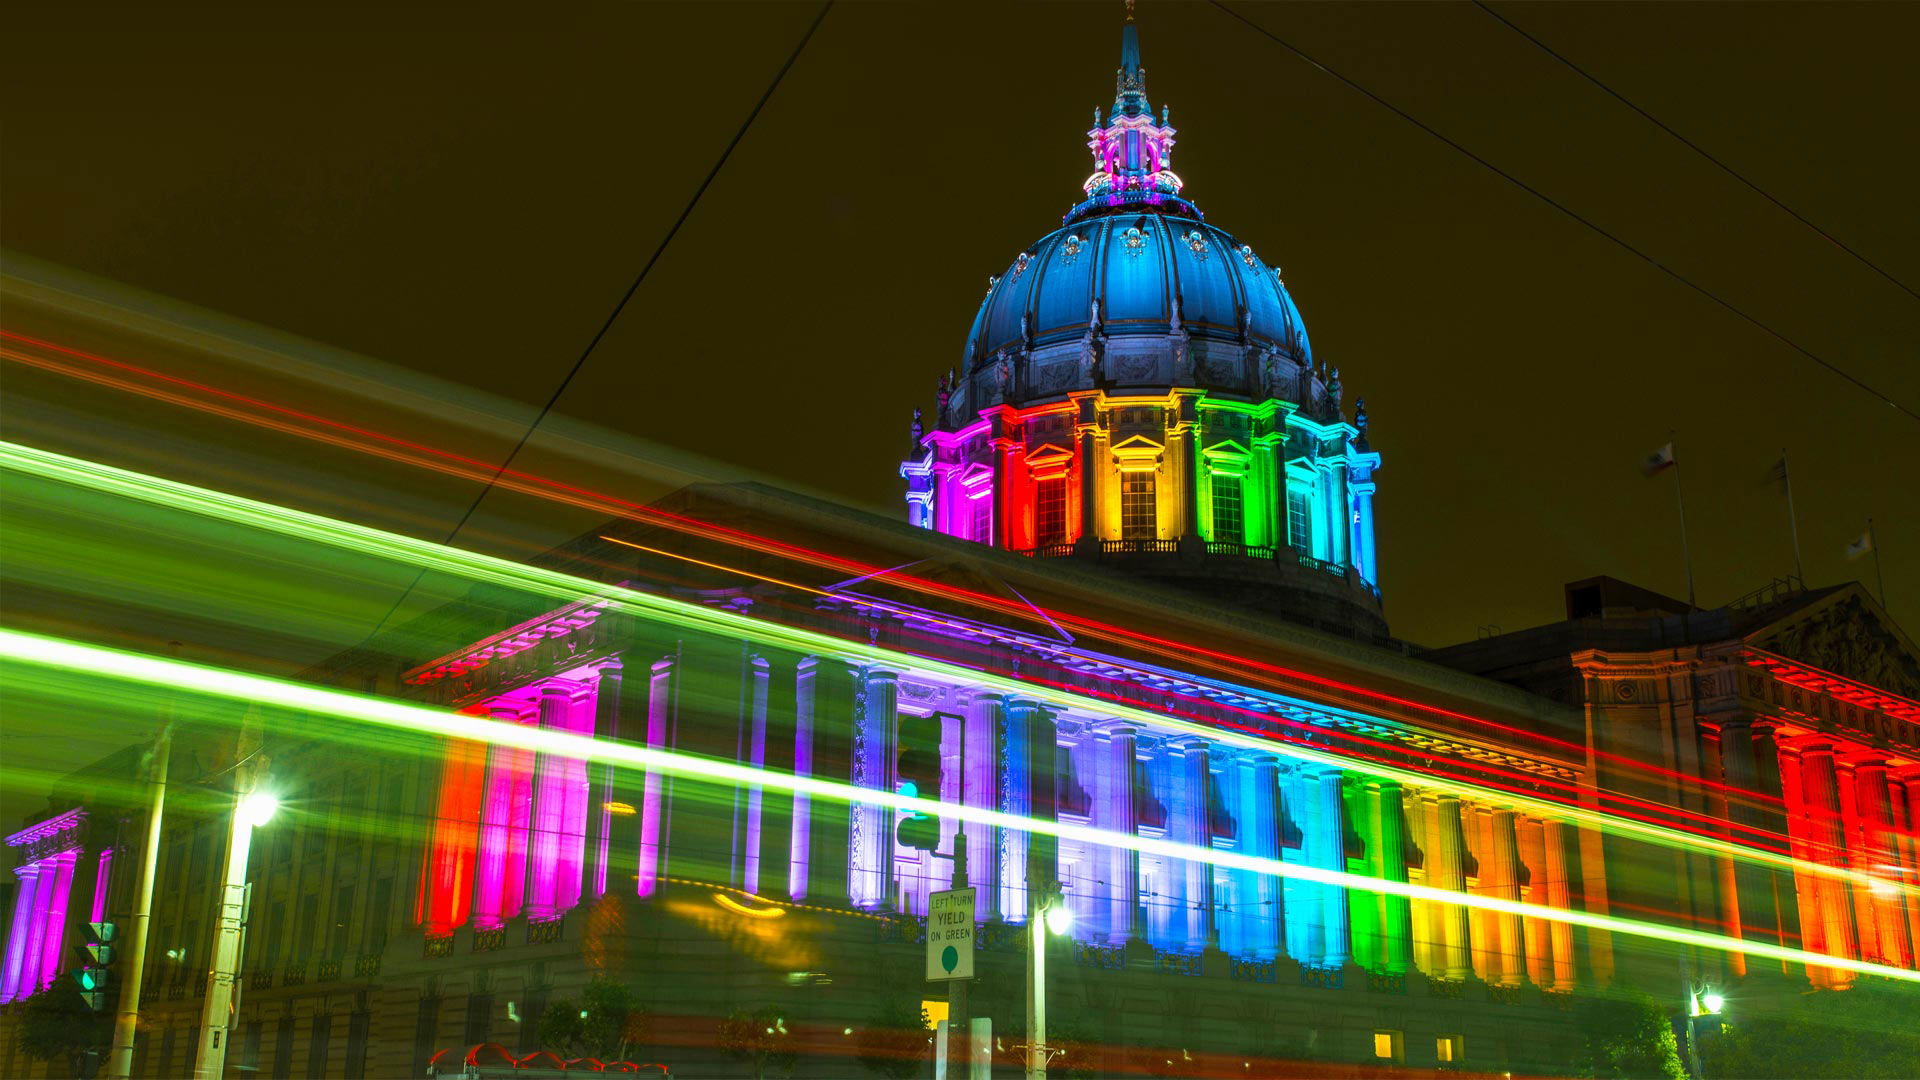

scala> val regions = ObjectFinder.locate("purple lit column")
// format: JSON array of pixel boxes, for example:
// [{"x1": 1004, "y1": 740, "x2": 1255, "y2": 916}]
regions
[
  {"x1": 34, "y1": 850, "x2": 77, "y2": 993},
  {"x1": 789, "y1": 656, "x2": 857, "y2": 905},
  {"x1": 639, "y1": 658, "x2": 674, "y2": 898},
  {"x1": 473, "y1": 703, "x2": 530, "y2": 927},
  {"x1": 734, "y1": 657, "x2": 770, "y2": 896},
  {"x1": 850, "y1": 669, "x2": 900, "y2": 911},
  {"x1": 966, "y1": 693, "x2": 1006, "y2": 922},
  {"x1": 1, "y1": 862, "x2": 44, "y2": 1003}
]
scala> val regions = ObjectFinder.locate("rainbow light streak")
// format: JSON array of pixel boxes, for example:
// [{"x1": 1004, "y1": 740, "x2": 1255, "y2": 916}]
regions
[
  {"x1": 3, "y1": 627, "x2": 1915, "y2": 985},
  {"x1": 0, "y1": 438, "x2": 1902, "y2": 901},
  {"x1": 1, "y1": 333, "x2": 1793, "y2": 807}
]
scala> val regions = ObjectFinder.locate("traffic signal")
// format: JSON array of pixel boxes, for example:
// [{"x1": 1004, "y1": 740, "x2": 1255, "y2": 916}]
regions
[
  {"x1": 75, "y1": 921, "x2": 116, "y2": 1011},
  {"x1": 895, "y1": 712, "x2": 945, "y2": 851}
]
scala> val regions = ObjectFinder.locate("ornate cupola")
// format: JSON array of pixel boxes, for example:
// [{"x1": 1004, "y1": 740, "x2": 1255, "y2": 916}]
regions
[{"x1": 902, "y1": 6, "x2": 1385, "y2": 639}]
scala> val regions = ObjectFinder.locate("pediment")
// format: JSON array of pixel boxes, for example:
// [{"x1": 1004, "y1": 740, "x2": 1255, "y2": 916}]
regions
[
  {"x1": 1024, "y1": 443, "x2": 1073, "y2": 468},
  {"x1": 1746, "y1": 586, "x2": 1920, "y2": 700},
  {"x1": 1203, "y1": 436, "x2": 1253, "y2": 458},
  {"x1": 1112, "y1": 433, "x2": 1165, "y2": 453}
]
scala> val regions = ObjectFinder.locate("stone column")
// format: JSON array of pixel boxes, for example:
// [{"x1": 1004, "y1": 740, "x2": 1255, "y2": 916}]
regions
[
  {"x1": 2, "y1": 862, "x2": 46, "y2": 1001},
  {"x1": 1372, "y1": 781, "x2": 1411, "y2": 974},
  {"x1": 1015, "y1": 701, "x2": 1061, "y2": 920},
  {"x1": 1077, "y1": 422, "x2": 1099, "y2": 545},
  {"x1": 1313, "y1": 769, "x2": 1349, "y2": 968},
  {"x1": 525, "y1": 684, "x2": 576, "y2": 919},
  {"x1": 1718, "y1": 718, "x2": 1783, "y2": 953},
  {"x1": 474, "y1": 703, "x2": 532, "y2": 925},
  {"x1": 1543, "y1": 821, "x2": 1577, "y2": 988},
  {"x1": 1433, "y1": 796, "x2": 1471, "y2": 979},
  {"x1": 850, "y1": 669, "x2": 900, "y2": 911},
  {"x1": 1517, "y1": 818, "x2": 1551, "y2": 987},
  {"x1": 1250, "y1": 756, "x2": 1283, "y2": 960},
  {"x1": 32, "y1": 851, "x2": 76, "y2": 994},
  {"x1": 586, "y1": 661, "x2": 645, "y2": 902},
  {"x1": 967, "y1": 694, "x2": 1007, "y2": 920},
  {"x1": 733, "y1": 657, "x2": 771, "y2": 896},
  {"x1": 1798, "y1": 745, "x2": 1860, "y2": 979},
  {"x1": 1855, "y1": 764, "x2": 1914, "y2": 968},
  {"x1": 638, "y1": 660, "x2": 674, "y2": 898},
  {"x1": 789, "y1": 656, "x2": 858, "y2": 905},
  {"x1": 756, "y1": 652, "x2": 799, "y2": 900},
  {"x1": 1099, "y1": 727, "x2": 1140, "y2": 943},
  {"x1": 1898, "y1": 771, "x2": 1920, "y2": 961},
  {"x1": 1174, "y1": 739, "x2": 1214, "y2": 949},
  {"x1": 1752, "y1": 724, "x2": 1803, "y2": 973},
  {"x1": 1488, "y1": 810, "x2": 1525, "y2": 986}
]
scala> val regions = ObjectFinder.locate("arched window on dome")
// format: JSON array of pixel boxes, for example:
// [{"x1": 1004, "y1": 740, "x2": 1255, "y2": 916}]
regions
[
  {"x1": 1286, "y1": 488, "x2": 1312, "y2": 557},
  {"x1": 1035, "y1": 476, "x2": 1069, "y2": 549},
  {"x1": 1120, "y1": 470, "x2": 1157, "y2": 541},
  {"x1": 1211, "y1": 473, "x2": 1243, "y2": 545}
]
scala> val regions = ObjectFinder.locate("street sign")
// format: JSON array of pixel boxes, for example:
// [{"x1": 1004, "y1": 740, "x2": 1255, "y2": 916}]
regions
[{"x1": 927, "y1": 887, "x2": 975, "y2": 981}]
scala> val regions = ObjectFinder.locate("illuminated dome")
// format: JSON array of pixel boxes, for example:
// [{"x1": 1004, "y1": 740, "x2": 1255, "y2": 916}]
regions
[{"x1": 903, "y1": 8, "x2": 1386, "y2": 641}]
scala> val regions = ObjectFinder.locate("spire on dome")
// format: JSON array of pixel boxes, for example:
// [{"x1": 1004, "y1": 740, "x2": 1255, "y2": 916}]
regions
[
  {"x1": 1074, "y1": 2, "x2": 1186, "y2": 218},
  {"x1": 1114, "y1": 2, "x2": 1149, "y2": 120}
]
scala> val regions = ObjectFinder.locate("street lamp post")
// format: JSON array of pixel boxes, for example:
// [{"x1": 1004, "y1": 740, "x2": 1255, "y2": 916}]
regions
[
  {"x1": 1026, "y1": 882, "x2": 1072, "y2": 1080},
  {"x1": 191, "y1": 755, "x2": 275, "y2": 1080},
  {"x1": 1684, "y1": 988, "x2": 1725, "y2": 1078}
]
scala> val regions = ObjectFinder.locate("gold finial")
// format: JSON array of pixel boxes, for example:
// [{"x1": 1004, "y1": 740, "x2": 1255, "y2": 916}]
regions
[{"x1": 1126, "y1": 0, "x2": 1136, "y2": 21}]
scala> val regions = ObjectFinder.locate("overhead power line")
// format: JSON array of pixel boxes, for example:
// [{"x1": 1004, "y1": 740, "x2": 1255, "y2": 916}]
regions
[
  {"x1": 358, "y1": 1, "x2": 835, "y2": 645},
  {"x1": 1207, "y1": 0, "x2": 1919, "y2": 425},
  {"x1": 1472, "y1": 0, "x2": 1920, "y2": 306}
]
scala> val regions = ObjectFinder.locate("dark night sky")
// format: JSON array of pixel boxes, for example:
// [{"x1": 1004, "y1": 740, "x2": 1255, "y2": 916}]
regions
[{"x1": 4, "y1": 0, "x2": 1917, "y2": 651}]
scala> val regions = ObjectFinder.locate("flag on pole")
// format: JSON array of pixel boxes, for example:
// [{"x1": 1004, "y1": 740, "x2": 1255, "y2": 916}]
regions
[
  {"x1": 1846, "y1": 528, "x2": 1873, "y2": 560},
  {"x1": 1641, "y1": 442, "x2": 1677, "y2": 477},
  {"x1": 1761, "y1": 455, "x2": 1789, "y2": 494}
]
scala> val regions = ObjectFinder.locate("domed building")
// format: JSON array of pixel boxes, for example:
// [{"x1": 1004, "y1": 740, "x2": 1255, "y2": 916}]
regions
[{"x1": 904, "y1": 10, "x2": 1385, "y2": 638}]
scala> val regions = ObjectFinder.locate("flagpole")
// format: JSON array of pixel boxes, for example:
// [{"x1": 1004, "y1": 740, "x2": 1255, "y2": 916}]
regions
[
  {"x1": 1870, "y1": 517, "x2": 1887, "y2": 611},
  {"x1": 1782, "y1": 448, "x2": 1804, "y2": 587},
  {"x1": 1673, "y1": 433, "x2": 1697, "y2": 609}
]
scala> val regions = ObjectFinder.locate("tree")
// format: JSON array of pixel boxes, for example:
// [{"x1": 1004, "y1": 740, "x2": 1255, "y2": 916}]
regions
[
  {"x1": 718, "y1": 1005, "x2": 798, "y2": 1080},
  {"x1": 1569, "y1": 990, "x2": 1687, "y2": 1080},
  {"x1": 854, "y1": 1000, "x2": 930, "y2": 1079},
  {"x1": 1697, "y1": 983, "x2": 1920, "y2": 1080},
  {"x1": 18, "y1": 982, "x2": 109, "y2": 1079},
  {"x1": 535, "y1": 978, "x2": 647, "y2": 1063}
]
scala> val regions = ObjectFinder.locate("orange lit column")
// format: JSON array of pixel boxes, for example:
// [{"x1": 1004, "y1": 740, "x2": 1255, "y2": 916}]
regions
[
  {"x1": 1074, "y1": 394, "x2": 1100, "y2": 550},
  {"x1": 1856, "y1": 763, "x2": 1914, "y2": 968},
  {"x1": 1799, "y1": 745, "x2": 1861, "y2": 981},
  {"x1": 1518, "y1": 817, "x2": 1552, "y2": 987},
  {"x1": 1487, "y1": 810, "x2": 1526, "y2": 987},
  {"x1": 1543, "y1": 820, "x2": 1577, "y2": 988}
]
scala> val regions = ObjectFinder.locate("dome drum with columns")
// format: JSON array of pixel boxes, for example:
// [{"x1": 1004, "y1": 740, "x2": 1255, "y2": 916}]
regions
[{"x1": 902, "y1": 11, "x2": 1384, "y2": 639}]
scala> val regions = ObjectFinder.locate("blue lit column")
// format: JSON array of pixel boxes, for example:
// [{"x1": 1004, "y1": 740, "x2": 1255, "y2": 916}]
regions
[
  {"x1": 1173, "y1": 738, "x2": 1214, "y2": 950},
  {"x1": 1003, "y1": 698, "x2": 1059, "y2": 922},
  {"x1": 1246, "y1": 755, "x2": 1283, "y2": 960},
  {"x1": 1098, "y1": 725, "x2": 1140, "y2": 943},
  {"x1": 1315, "y1": 769, "x2": 1351, "y2": 968}
]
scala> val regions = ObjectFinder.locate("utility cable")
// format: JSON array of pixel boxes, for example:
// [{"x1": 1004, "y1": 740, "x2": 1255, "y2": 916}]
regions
[
  {"x1": 1207, "y1": 1, "x2": 1919, "y2": 424},
  {"x1": 1473, "y1": 0, "x2": 1920, "y2": 305},
  {"x1": 356, "y1": 1, "x2": 836, "y2": 646}
]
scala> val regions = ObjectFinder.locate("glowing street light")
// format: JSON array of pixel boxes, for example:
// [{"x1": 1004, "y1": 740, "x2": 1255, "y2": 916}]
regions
[
  {"x1": 1701, "y1": 991, "x2": 1726, "y2": 1015},
  {"x1": 1027, "y1": 883, "x2": 1072, "y2": 1080},
  {"x1": 236, "y1": 790, "x2": 280, "y2": 829}
]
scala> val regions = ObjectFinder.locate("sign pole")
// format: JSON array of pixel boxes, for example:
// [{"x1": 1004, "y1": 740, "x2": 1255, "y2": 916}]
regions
[{"x1": 946, "y1": 840, "x2": 969, "y2": 1077}]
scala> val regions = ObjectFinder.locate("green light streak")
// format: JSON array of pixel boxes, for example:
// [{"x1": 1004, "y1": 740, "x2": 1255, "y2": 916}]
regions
[
  {"x1": 4, "y1": 627, "x2": 1914, "y2": 984},
  {"x1": 1, "y1": 438, "x2": 1907, "y2": 902}
]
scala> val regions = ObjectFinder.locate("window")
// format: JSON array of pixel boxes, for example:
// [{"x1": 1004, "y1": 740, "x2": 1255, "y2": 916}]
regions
[
  {"x1": 1035, "y1": 476, "x2": 1068, "y2": 547},
  {"x1": 464, "y1": 992, "x2": 495, "y2": 1047},
  {"x1": 1287, "y1": 490, "x2": 1312, "y2": 554},
  {"x1": 1373, "y1": 1030, "x2": 1403, "y2": 1063},
  {"x1": 1437, "y1": 1034, "x2": 1464, "y2": 1063},
  {"x1": 368, "y1": 879, "x2": 393, "y2": 955},
  {"x1": 968, "y1": 494, "x2": 993, "y2": 544},
  {"x1": 307, "y1": 1013, "x2": 332, "y2": 1079},
  {"x1": 262, "y1": 900, "x2": 286, "y2": 971},
  {"x1": 411, "y1": 995, "x2": 442, "y2": 1079},
  {"x1": 330, "y1": 885, "x2": 355, "y2": 961},
  {"x1": 1121, "y1": 471, "x2": 1156, "y2": 540},
  {"x1": 273, "y1": 1016, "x2": 295, "y2": 1080},
  {"x1": 345, "y1": 1011, "x2": 371, "y2": 1080},
  {"x1": 1211, "y1": 473, "x2": 1243, "y2": 544},
  {"x1": 297, "y1": 894, "x2": 319, "y2": 961},
  {"x1": 241, "y1": 1022, "x2": 262, "y2": 1074}
]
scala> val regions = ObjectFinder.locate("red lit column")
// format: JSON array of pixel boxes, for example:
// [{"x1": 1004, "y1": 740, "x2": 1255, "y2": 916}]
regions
[{"x1": 1898, "y1": 770, "x2": 1920, "y2": 963}]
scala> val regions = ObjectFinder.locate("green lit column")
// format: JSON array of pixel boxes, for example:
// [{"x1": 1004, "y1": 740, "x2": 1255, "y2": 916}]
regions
[{"x1": 1373, "y1": 780, "x2": 1411, "y2": 974}]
